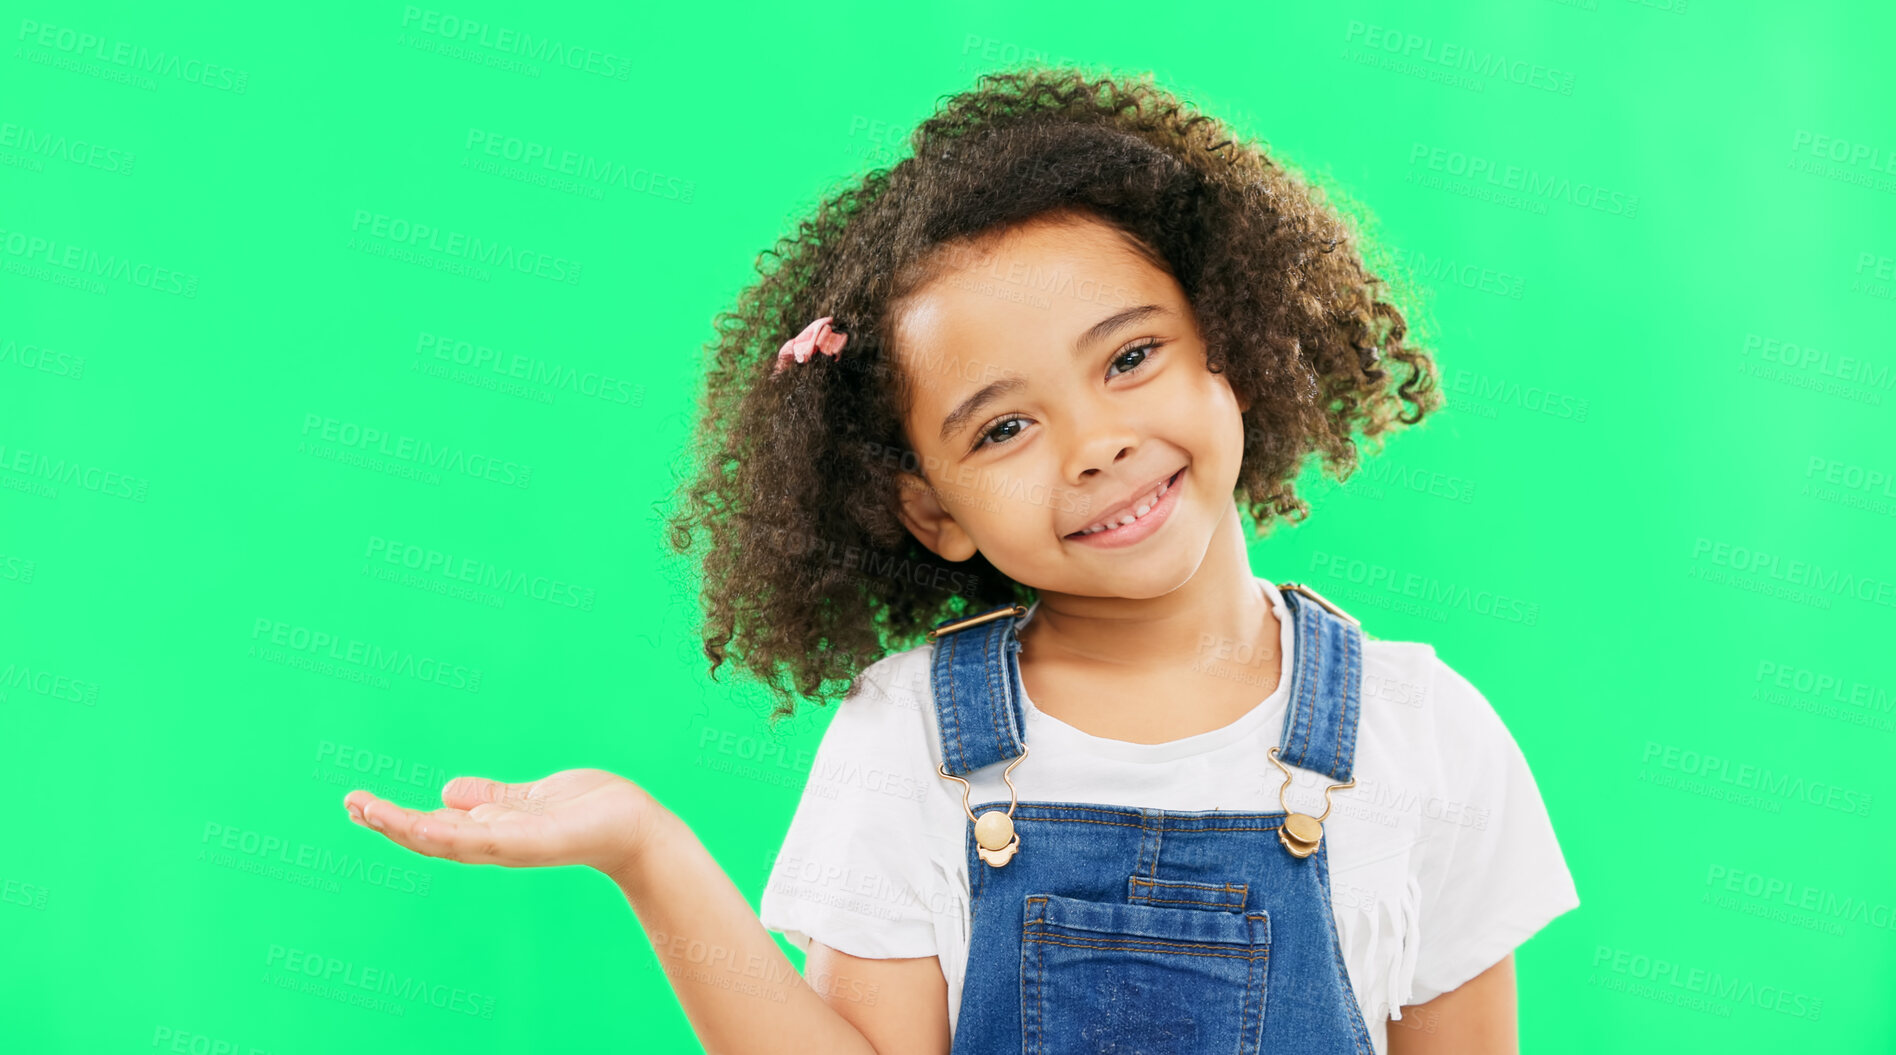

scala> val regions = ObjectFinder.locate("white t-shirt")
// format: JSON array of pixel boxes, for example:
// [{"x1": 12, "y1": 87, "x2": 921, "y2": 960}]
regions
[{"x1": 758, "y1": 577, "x2": 1578, "y2": 1053}]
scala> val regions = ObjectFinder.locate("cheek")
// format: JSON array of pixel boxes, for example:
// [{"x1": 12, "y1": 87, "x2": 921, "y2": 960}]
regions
[
  {"x1": 1189, "y1": 372, "x2": 1247, "y2": 440},
  {"x1": 967, "y1": 463, "x2": 1041, "y2": 518},
  {"x1": 1194, "y1": 381, "x2": 1252, "y2": 485},
  {"x1": 960, "y1": 462, "x2": 1075, "y2": 543}
]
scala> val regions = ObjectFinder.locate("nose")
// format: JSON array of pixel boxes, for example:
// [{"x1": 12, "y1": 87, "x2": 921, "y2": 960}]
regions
[{"x1": 1061, "y1": 397, "x2": 1141, "y2": 486}]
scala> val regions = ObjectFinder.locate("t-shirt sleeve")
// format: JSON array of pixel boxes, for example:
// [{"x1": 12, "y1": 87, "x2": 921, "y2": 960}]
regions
[
  {"x1": 1405, "y1": 653, "x2": 1580, "y2": 1005},
  {"x1": 757, "y1": 657, "x2": 942, "y2": 961}
]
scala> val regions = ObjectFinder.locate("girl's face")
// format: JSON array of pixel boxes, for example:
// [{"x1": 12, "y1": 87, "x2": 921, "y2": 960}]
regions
[{"x1": 890, "y1": 212, "x2": 1251, "y2": 600}]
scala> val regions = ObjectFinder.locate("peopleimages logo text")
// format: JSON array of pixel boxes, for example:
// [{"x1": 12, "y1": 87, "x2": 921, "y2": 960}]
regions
[
  {"x1": 15, "y1": 19, "x2": 250, "y2": 92},
  {"x1": 1344, "y1": 21, "x2": 1575, "y2": 94},
  {"x1": 349, "y1": 210, "x2": 581, "y2": 285},
  {"x1": 1691, "y1": 537, "x2": 1896, "y2": 609},
  {"x1": 250, "y1": 618, "x2": 482, "y2": 692},
  {"x1": 398, "y1": 7, "x2": 630, "y2": 80},
  {"x1": 299, "y1": 414, "x2": 531, "y2": 489},
  {"x1": 1407, "y1": 142, "x2": 1639, "y2": 217}
]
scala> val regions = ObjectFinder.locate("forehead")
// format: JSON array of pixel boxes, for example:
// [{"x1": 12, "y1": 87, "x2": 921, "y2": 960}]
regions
[{"x1": 892, "y1": 215, "x2": 1172, "y2": 397}]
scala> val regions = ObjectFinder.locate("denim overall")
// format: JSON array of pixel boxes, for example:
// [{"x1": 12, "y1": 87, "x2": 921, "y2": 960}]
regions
[{"x1": 928, "y1": 583, "x2": 1374, "y2": 1054}]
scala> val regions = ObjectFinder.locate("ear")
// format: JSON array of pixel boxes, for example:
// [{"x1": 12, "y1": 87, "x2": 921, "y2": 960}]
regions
[{"x1": 895, "y1": 472, "x2": 979, "y2": 563}]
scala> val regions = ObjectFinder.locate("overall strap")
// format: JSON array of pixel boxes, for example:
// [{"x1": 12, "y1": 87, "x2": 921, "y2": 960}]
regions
[
  {"x1": 928, "y1": 603, "x2": 1030, "y2": 778},
  {"x1": 1274, "y1": 582, "x2": 1367, "y2": 783}
]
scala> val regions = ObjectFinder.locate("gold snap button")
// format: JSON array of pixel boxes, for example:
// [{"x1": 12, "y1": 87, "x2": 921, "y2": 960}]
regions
[{"x1": 1278, "y1": 812, "x2": 1323, "y2": 858}]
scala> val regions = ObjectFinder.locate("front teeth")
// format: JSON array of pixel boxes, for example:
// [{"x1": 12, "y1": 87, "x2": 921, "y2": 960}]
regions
[{"x1": 1076, "y1": 473, "x2": 1174, "y2": 535}]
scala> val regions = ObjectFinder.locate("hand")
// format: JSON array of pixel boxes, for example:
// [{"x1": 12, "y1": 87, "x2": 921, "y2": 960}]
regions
[{"x1": 343, "y1": 768, "x2": 666, "y2": 879}]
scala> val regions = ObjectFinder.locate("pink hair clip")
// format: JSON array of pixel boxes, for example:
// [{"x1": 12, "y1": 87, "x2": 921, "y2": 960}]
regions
[{"x1": 772, "y1": 316, "x2": 848, "y2": 376}]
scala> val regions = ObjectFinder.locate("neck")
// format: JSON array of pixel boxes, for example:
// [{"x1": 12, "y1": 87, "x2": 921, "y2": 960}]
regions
[{"x1": 1017, "y1": 498, "x2": 1274, "y2": 672}]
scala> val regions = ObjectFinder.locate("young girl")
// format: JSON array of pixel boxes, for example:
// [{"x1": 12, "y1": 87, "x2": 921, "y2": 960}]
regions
[{"x1": 343, "y1": 67, "x2": 1578, "y2": 1054}]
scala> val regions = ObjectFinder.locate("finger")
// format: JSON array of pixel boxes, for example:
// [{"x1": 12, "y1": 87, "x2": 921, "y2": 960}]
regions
[
  {"x1": 441, "y1": 775, "x2": 537, "y2": 812},
  {"x1": 342, "y1": 791, "x2": 379, "y2": 826},
  {"x1": 355, "y1": 797, "x2": 509, "y2": 865}
]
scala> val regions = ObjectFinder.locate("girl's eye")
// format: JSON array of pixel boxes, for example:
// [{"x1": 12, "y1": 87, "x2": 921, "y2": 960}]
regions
[
  {"x1": 969, "y1": 341, "x2": 1163, "y2": 452},
  {"x1": 974, "y1": 415, "x2": 1029, "y2": 451},
  {"x1": 1109, "y1": 340, "x2": 1161, "y2": 377}
]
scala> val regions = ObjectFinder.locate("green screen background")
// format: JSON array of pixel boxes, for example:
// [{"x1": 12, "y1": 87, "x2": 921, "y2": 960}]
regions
[{"x1": 4, "y1": 2, "x2": 1892, "y2": 1051}]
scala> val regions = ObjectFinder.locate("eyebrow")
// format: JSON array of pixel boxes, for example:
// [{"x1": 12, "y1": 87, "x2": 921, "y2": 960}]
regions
[{"x1": 936, "y1": 304, "x2": 1169, "y2": 446}]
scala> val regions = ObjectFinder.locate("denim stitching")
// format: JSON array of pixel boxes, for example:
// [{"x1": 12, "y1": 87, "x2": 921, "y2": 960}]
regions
[
  {"x1": 966, "y1": 806, "x2": 1294, "y2": 831},
  {"x1": 1283, "y1": 601, "x2": 1306, "y2": 767},
  {"x1": 1022, "y1": 896, "x2": 1045, "y2": 1055},
  {"x1": 1038, "y1": 895, "x2": 1047, "y2": 1055},
  {"x1": 981, "y1": 620, "x2": 1020, "y2": 767},
  {"x1": 992, "y1": 620, "x2": 1015, "y2": 757},
  {"x1": 1300, "y1": 599, "x2": 1323, "y2": 765},
  {"x1": 1021, "y1": 936, "x2": 1269, "y2": 960},
  {"x1": 1128, "y1": 877, "x2": 1249, "y2": 910},
  {"x1": 985, "y1": 622, "x2": 1016, "y2": 770},
  {"x1": 1284, "y1": 594, "x2": 1311, "y2": 766},
  {"x1": 1314, "y1": 845, "x2": 1375, "y2": 1055},
  {"x1": 1332, "y1": 621, "x2": 1361, "y2": 782},
  {"x1": 1004, "y1": 630, "x2": 1026, "y2": 757},
  {"x1": 941, "y1": 634, "x2": 968, "y2": 776},
  {"x1": 987, "y1": 815, "x2": 1290, "y2": 831},
  {"x1": 1243, "y1": 913, "x2": 1271, "y2": 1055},
  {"x1": 1238, "y1": 914, "x2": 1256, "y2": 1055},
  {"x1": 1123, "y1": 878, "x2": 1247, "y2": 893},
  {"x1": 1255, "y1": 943, "x2": 1272, "y2": 1055},
  {"x1": 1143, "y1": 811, "x2": 1166, "y2": 879},
  {"x1": 1331, "y1": 621, "x2": 1348, "y2": 779},
  {"x1": 1129, "y1": 893, "x2": 1248, "y2": 909}
]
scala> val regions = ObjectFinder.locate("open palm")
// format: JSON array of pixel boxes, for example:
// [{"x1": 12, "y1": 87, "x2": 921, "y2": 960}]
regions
[{"x1": 343, "y1": 768, "x2": 656, "y2": 878}]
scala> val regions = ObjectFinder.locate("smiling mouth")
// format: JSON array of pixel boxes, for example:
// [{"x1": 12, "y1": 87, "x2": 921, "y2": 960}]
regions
[{"x1": 1067, "y1": 467, "x2": 1185, "y2": 538}]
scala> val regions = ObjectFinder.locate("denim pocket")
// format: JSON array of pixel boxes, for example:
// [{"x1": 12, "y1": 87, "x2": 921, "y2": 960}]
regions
[{"x1": 1020, "y1": 893, "x2": 1271, "y2": 1055}]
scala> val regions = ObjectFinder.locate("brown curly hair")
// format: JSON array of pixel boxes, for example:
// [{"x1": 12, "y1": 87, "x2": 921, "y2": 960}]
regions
[{"x1": 666, "y1": 66, "x2": 1443, "y2": 724}]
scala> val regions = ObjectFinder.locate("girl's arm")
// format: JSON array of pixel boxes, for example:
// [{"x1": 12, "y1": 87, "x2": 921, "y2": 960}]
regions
[
  {"x1": 344, "y1": 770, "x2": 879, "y2": 1055},
  {"x1": 800, "y1": 941, "x2": 951, "y2": 1055},
  {"x1": 1386, "y1": 953, "x2": 1517, "y2": 1055},
  {"x1": 615, "y1": 809, "x2": 884, "y2": 1055}
]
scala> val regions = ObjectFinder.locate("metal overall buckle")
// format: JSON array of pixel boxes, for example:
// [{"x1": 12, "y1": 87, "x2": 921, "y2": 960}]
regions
[
  {"x1": 929, "y1": 603, "x2": 1031, "y2": 868},
  {"x1": 1267, "y1": 746, "x2": 1355, "y2": 859},
  {"x1": 939, "y1": 749, "x2": 1027, "y2": 867}
]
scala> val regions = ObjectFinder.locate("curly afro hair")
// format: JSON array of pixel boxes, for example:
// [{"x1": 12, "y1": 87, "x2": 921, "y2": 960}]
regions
[{"x1": 666, "y1": 66, "x2": 1442, "y2": 723}]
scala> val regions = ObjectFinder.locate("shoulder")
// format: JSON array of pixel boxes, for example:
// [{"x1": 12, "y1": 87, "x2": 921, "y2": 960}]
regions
[
  {"x1": 1358, "y1": 635, "x2": 1517, "y2": 764},
  {"x1": 825, "y1": 643, "x2": 937, "y2": 743},
  {"x1": 1356, "y1": 632, "x2": 1570, "y2": 876},
  {"x1": 1358, "y1": 636, "x2": 1441, "y2": 716},
  {"x1": 760, "y1": 642, "x2": 946, "y2": 873},
  {"x1": 1352, "y1": 634, "x2": 1547, "y2": 841},
  {"x1": 797, "y1": 643, "x2": 945, "y2": 803}
]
